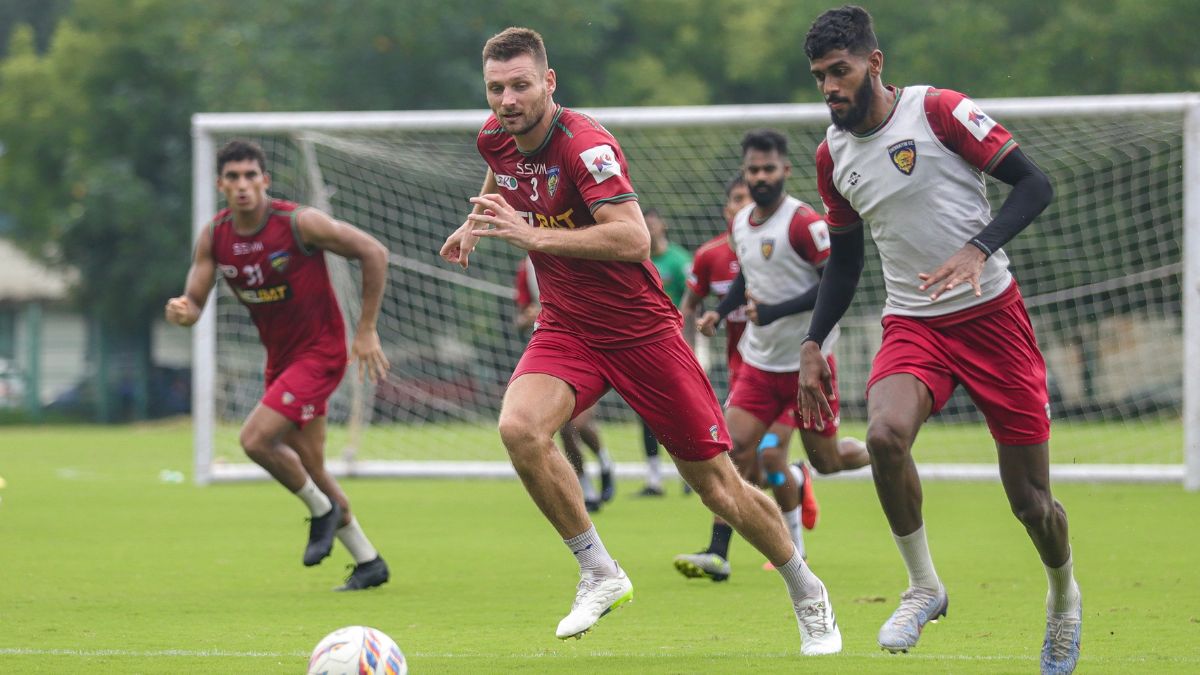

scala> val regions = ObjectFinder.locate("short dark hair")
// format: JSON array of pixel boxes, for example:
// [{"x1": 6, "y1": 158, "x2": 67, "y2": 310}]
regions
[
  {"x1": 804, "y1": 5, "x2": 879, "y2": 60},
  {"x1": 482, "y1": 27, "x2": 548, "y2": 69},
  {"x1": 216, "y1": 139, "x2": 267, "y2": 175},
  {"x1": 724, "y1": 173, "x2": 748, "y2": 197},
  {"x1": 741, "y1": 129, "x2": 789, "y2": 158}
]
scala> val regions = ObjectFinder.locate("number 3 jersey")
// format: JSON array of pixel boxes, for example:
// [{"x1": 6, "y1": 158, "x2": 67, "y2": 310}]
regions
[
  {"x1": 210, "y1": 199, "x2": 347, "y2": 373},
  {"x1": 477, "y1": 105, "x2": 680, "y2": 348}
]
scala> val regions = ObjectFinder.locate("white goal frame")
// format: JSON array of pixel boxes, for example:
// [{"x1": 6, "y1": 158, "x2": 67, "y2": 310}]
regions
[{"x1": 191, "y1": 93, "x2": 1200, "y2": 489}]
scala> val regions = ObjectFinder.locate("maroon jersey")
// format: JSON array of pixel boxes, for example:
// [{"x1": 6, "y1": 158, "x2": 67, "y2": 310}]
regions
[
  {"x1": 477, "y1": 106, "x2": 680, "y2": 348},
  {"x1": 210, "y1": 199, "x2": 346, "y2": 373},
  {"x1": 686, "y1": 232, "x2": 746, "y2": 372}
]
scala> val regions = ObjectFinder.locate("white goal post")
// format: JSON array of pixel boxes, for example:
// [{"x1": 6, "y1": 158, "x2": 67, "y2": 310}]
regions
[{"x1": 190, "y1": 93, "x2": 1200, "y2": 489}]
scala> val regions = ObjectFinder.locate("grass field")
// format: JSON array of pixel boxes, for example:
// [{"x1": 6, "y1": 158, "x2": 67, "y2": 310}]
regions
[
  {"x1": 2, "y1": 423, "x2": 1199, "y2": 673},
  {"x1": 215, "y1": 418, "x2": 1185, "y2": 465}
]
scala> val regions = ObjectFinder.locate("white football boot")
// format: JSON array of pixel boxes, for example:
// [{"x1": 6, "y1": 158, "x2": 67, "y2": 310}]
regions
[
  {"x1": 794, "y1": 579, "x2": 843, "y2": 655},
  {"x1": 555, "y1": 565, "x2": 634, "y2": 640}
]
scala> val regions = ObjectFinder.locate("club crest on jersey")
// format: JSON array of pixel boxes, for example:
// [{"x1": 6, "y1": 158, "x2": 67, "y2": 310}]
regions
[
  {"x1": 888, "y1": 139, "x2": 917, "y2": 175},
  {"x1": 709, "y1": 424, "x2": 719, "y2": 441},
  {"x1": 546, "y1": 166, "x2": 560, "y2": 197},
  {"x1": 495, "y1": 174, "x2": 518, "y2": 190},
  {"x1": 760, "y1": 237, "x2": 775, "y2": 260},
  {"x1": 268, "y1": 250, "x2": 291, "y2": 273}
]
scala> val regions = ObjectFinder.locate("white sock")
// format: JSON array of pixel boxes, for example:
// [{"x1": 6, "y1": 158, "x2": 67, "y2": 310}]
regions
[
  {"x1": 646, "y1": 455, "x2": 662, "y2": 487},
  {"x1": 335, "y1": 517, "x2": 378, "y2": 564},
  {"x1": 579, "y1": 470, "x2": 598, "y2": 501},
  {"x1": 782, "y1": 506, "x2": 806, "y2": 559},
  {"x1": 776, "y1": 548, "x2": 821, "y2": 600},
  {"x1": 894, "y1": 525, "x2": 941, "y2": 590},
  {"x1": 597, "y1": 448, "x2": 614, "y2": 473},
  {"x1": 788, "y1": 463, "x2": 806, "y2": 488},
  {"x1": 564, "y1": 525, "x2": 618, "y2": 578},
  {"x1": 293, "y1": 478, "x2": 332, "y2": 517},
  {"x1": 1045, "y1": 550, "x2": 1081, "y2": 613}
]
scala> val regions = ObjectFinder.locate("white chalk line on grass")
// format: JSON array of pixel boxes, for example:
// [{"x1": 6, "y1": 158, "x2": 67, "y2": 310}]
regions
[{"x1": 1, "y1": 648, "x2": 1197, "y2": 665}]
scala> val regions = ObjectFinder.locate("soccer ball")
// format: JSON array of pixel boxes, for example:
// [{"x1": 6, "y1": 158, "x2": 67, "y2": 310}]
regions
[{"x1": 307, "y1": 625, "x2": 407, "y2": 675}]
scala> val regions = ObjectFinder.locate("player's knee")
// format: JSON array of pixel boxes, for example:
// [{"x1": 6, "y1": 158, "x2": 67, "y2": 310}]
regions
[
  {"x1": 239, "y1": 427, "x2": 272, "y2": 461},
  {"x1": 497, "y1": 412, "x2": 552, "y2": 459},
  {"x1": 865, "y1": 420, "x2": 911, "y2": 466},
  {"x1": 1010, "y1": 492, "x2": 1054, "y2": 529}
]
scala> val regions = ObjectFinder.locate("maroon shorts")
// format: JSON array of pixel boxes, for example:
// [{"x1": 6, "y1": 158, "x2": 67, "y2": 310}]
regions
[
  {"x1": 511, "y1": 330, "x2": 729, "y2": 461},
  {"x1": 867, "y1": 285, "x2": 1050, "y2": 446},
  {"x1": 262, "y1": 357, "x2": 347, "y2": 428},
  {"x1": 727, "y1": 357, "x2": 796, "y2": 429},
  {"x1": 727, "y1": 357, "x2": 840, "y2": 438}
]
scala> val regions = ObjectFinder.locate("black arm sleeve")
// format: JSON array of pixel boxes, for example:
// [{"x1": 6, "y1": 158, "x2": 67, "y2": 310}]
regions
[
  {"x1": 754, "y1": 278, "x2": 821, "y2": 326},
  {"x1": 714, "y1": 271, "x2": 746, "y2": 320},
  {"x1": 968, "y1": 147, "x2": 1054, "y2": 257},
  {"x1": 804, "y1": 226, "x2": 865, "y2": 346}
]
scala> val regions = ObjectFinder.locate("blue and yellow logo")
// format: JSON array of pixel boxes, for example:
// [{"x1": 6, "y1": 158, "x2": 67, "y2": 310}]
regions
[
  {"x1": 760, "y1": 237, "x2": 775, "y2": 260},
  {"x1": 268, "y1": 250, "x2": 291, "y2": 273},
  {"x1": 546, "y1": 165, "x2": 560, "y2": 197},
  {"x1": 888, "y1": 139, "x2": 917, "y2": 175}
]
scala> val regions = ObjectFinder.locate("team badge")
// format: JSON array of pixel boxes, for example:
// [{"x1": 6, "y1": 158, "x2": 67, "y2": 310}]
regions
[
  {"x1": 760, "y1": 237, "x2": 775, "y2": 260},
  {"x1": 709, "y1": 424, "x2": 719, "y2": 441},
  {"x1": 888, "y1": 139, "x2": 917, "y2": 175},
  {"x1": 495, "y1": 174, "x2": 518, "y2": 190},
  {"x1": 268, "y1": 250, "x2": 290, "y2": 273},
  {"x1": 282, "y1": 392, "x2": 295, "y2": 405},
  {"x1": 546, "y1": 166, "x2": 560, "y2": 197}
]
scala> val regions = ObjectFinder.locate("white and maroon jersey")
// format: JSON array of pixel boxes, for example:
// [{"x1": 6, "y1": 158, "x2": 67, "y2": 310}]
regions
[
  {"x1": 817, "y1": 85, "x2": 1019, "y2": 318},
  {"x1": 687, "y1": 231, "x2": 747, "y2": 372},
  {"x1": 731, "y1": 196, "x2": 837, "y2": 372},
  {"x1": 478, "y1": 105, "x2": 680, "y2": 348}
]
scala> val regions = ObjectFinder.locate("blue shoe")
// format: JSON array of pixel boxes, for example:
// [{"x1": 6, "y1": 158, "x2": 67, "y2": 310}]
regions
[
  {"x1": 878, "y1": 585, "x2": 948, "y2": 652},
  {"x1": 1041, "y1": 599, "x2": 1082, "y2": 674}
]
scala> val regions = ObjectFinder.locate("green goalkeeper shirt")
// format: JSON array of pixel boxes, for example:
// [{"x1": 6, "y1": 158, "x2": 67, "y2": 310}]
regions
[{"x1": 652, "y1": 242, "x2": 692, "y2": 307}]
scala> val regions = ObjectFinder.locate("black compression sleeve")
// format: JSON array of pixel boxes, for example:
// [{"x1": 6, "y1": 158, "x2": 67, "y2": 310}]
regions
[
  {"x1": 715, "y1": 272, "x2": 746, "y2": 319},
  {"x1": 804, "y1": 226, "x2": 864, "y2": 346},
  {"x1": 968, "y1": 147, "x2": 1054, "y2": 257},
  {"x1": 754, "y1": 283, "x2": 820, "y2": 326}
]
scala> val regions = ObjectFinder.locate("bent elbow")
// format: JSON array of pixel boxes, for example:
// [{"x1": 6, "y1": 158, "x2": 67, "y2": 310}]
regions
[
  {"x1": 629, "y1": 230, "x2": 651, "y2": 262},
  {"x1": 1037, "y1": 173, "x2": 1055, "y2": 211}
]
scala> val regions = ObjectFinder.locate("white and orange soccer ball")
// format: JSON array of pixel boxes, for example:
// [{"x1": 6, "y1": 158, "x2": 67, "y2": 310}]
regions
[{"x1": 307, "y1": 625, "x2": 407, "y2": 675}]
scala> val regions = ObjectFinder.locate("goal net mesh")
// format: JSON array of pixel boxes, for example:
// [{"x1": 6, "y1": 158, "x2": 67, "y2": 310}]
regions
[{"x1": 195, "y1": 98, "x2": 1187, "y2": 479}]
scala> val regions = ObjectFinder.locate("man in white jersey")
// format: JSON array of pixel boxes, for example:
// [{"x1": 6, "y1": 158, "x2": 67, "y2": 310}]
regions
[
  {"x1": 675, "y1": 130, "x2": 868, "y2": 582},
  {"x1": 798, "y1": 7, "x2": 1080, "y2": 674}
]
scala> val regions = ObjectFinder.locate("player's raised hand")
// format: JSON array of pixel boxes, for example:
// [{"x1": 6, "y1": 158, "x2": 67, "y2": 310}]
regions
[
  {"x1": 696, "y1": 310, "x2": 721, "y2": 337},
  {"x1": 467, "y1": 194, "x2": 540, "y2": 251},
  {"x1": 350, "y1": 330, "x2": 390, "y2": 382},
  {"x1": 796, "y1": 340, "x2": 834, "y2": 432},
  {"x1": 164, "y1": 296, "x2": 199, "y2": 327},
  {"x1": 440, "y1": 219, "x2": 481, "y2": 269},
  {"x1": 918, "y1": 244, "x2": 986, "y2": 302}
]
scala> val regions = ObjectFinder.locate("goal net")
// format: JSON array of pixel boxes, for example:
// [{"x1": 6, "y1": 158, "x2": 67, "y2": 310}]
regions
[{"x1": 191, "y1": 94, "x2": 1200, "y2": 487}]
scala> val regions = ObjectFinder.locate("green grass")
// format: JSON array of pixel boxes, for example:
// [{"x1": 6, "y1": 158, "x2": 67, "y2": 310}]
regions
[
  {"x1": 2, "y1": 423, "x2": 1199, "y2": 673},
  {"x1": 217, "y1": 418, "x2": 1185, "y2": 465}
]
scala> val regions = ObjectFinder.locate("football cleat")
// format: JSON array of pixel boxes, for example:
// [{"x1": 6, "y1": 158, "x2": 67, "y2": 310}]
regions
[
  {"x1": 637, "y1": 484, "x2": 665, "y2": 497},
  {"x1": 794, "y1": 580, "x2": 842, "y2": 655},
  {"x1": 334, "y1": 556, "x2": 390, "y2": 591},
  {"x1": 599, "y1": 468, "x2": 616, "y2": 503},
  {"x1": 555, "y1": 566, "x2": 633, "y2": 639},
  {"x1": 793, "y1": 462, "x2": 820, "y2": 530},
  {"x1": 673, "y1": 552, "x2": 731, "y2": 582},
  {"x1": 878, "y1": 585, "x2": 949, "y2": 652},
  {"x1": 303, "y1": 501, "x2": 342, "y2": 567},
  {"x1": 1041, "y1": 597, "x2": 1082, "y2": 675}
]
